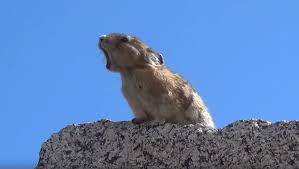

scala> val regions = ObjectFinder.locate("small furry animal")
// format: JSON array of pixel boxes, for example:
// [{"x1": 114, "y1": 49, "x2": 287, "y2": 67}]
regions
[{"x1": 99, "y1": 33, "x2": 215, "y2": 128}]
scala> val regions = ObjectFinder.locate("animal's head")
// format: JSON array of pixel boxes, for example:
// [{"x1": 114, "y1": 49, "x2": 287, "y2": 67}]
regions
[{"x1": 99, "y1": 33, "x2": 163, "y2": 72}]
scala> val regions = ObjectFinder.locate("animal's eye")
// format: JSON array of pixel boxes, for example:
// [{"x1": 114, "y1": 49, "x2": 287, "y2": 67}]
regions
[{"x1": 120, "y1": 37, "x2": 129, "y2": 43}]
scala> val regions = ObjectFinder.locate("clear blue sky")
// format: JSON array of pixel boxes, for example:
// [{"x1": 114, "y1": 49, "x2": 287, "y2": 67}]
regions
[{"x1": 1, "y1": 0, "x2": 299, "y2": 167}]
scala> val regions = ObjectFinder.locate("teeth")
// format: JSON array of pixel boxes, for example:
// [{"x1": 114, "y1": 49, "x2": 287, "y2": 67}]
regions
[{"x1": 100, "y1": 34, "x2": 107, "y2": 41}]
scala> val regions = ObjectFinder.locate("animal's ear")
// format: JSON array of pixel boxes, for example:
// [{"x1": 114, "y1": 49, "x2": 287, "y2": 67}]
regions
[{"x1": 146, "y1": 48, "x2": 164, "y2": 65}]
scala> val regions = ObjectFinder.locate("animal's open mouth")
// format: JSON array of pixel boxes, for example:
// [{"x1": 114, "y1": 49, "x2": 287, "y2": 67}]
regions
[{"x1": 101, "y1": 48, "x2": 111, "y2": 69}]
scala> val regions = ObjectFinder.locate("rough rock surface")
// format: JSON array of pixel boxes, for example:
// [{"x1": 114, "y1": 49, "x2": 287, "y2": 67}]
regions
[{"x1": 36, "y1": 119, "x2": 299, "y2": 169}]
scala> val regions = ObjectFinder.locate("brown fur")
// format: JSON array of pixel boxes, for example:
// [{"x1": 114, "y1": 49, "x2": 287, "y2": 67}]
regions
[{"x1": 99, "y1": 33, "x2": 215, "y2": 127}]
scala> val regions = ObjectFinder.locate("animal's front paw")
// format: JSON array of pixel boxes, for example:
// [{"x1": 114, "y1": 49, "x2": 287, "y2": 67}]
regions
[{"x1": 131, "y1": 117, "x2": 147, "y2": 124}]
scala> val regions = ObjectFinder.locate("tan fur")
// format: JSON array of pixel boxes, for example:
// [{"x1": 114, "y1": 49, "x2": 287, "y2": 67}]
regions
[{"x1": 99, "y1": 33, "x2": 215, "y2": 128}]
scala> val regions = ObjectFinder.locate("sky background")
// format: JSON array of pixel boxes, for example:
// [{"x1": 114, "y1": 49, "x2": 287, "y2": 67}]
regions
[{"x1": 1, "y1": 0, "x2": 299, "y2": 167}]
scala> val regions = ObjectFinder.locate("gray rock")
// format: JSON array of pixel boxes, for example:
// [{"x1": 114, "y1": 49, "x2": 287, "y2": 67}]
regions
[{"x1": 36, "y1": 119, "x2": 299, "y2": 169}]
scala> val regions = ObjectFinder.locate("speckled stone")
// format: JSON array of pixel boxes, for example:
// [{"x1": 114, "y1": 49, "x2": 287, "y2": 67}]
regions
[{"x1": 35, "y1": 119, "x2": 299, "y2": 169}]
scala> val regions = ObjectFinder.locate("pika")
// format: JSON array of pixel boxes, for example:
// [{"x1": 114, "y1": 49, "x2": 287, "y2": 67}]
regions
[{"x1": 99, "y1": 33, "x2": 215, "y2": 128}]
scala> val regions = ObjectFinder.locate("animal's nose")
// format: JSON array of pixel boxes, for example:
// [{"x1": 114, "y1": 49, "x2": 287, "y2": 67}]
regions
[{"x1": 99, "y1": 34, "x2": 107, "y2": 42}]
